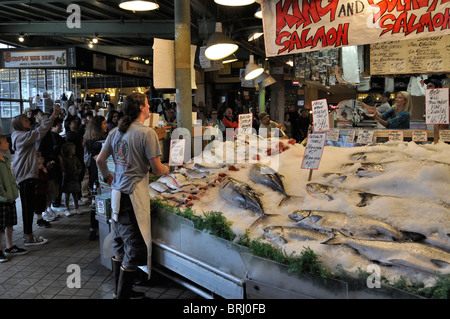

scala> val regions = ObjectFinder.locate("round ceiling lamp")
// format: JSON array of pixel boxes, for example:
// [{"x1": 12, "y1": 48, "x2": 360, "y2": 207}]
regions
[
  {"x1": 245, "y1": 54, "x2": 264, "y2": 80},
  {"x1": 214, "y1": 0, "x2": 256, "y2": 6},
  {"x1": 254, "y1": 7, "x2": 262, "y2": 19},
  {"x1": 205, "y1": 22, "x2": 239, "y2": 61},
  {"x1": 119, "y1": 0, "x2": 159, "y2": 11}
]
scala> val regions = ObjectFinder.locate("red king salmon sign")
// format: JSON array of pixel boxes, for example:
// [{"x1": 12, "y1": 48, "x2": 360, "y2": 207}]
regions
[{"x1": 262, "y1": 0, "x2": 450, "y2": 56}]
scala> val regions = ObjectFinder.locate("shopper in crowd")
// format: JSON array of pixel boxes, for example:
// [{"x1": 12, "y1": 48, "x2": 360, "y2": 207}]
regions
[
  {"x1": 258, "y1": 112, "x2": 288, "y2": 139},
  {"x1": 363, "y1": 91, "x2": 412, "y2": 129},
  {"x1": 284, "y1": 113, "x2": 292, "y2": 138},
  {"x1": 164, "y1": 108, "x2": 176, "y2": 126},
  {"x1": 48, "y1": 117, "x2": 65, "y2": 212},
  {"x1": 207, "y1": 109, "x2": 225, "y2": 136},
  {"x1": 84, "y1": 115, "x2": 108, "y2": 240},
  {"x1": 65, "y1": 116, "x2": 89, "y2": 206},
  {"x1": 11, "y1": 104, "x2": 60, "y2": 246},
  {"x1": 298, "y1": 108, "x2": 310, "y2": 142},
  {"x1": 23, "y1": 108, "x2": 35, "y2": 127},
  {"x1": 30, "y1": 109, "x2": 44, "y2": 130},
  {"x1": 287, "y1": 104, "x2": 301, "y2": 142},
  {"x1": 61, "y1": 142, "x2": 82, "y2": 217},
  {"x1": 0, "y1": 135, "x2": 28, "y2": 262},
  {"x1": 96, "y1": 92, "x2": 169, "y2": 299},
  {"x1": 64, "y1": 104, "x2": 81, "y2": 133},
  {"x1": 35, "y1": 156, "x2": 52, "y2": 227},
  {"x1": 222, "y1": 107, "x2": 239, "y2": 139},
  {"x1": 106, "y1": 110, "x2": 119, "y2": 133}
]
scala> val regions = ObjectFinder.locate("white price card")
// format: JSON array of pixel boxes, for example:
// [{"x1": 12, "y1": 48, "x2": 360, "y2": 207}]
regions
[
  {"x1": 301, "y1": 133, "x2": 326, "y2": 170},
  {"x1": 425, "y1": 88, "x2": 449, "y2": 125},
  {"x1": 346, "y1": 129, "x2": 356, "y2": 143},
  {"x1": 169, "y1": 139, "x2": 186, "y2": 167},
  {"x1": 412, "y1": 130, "x2": 428, "y2": 142},
  {"x1": 238, "y1": 113, "x2": 253, "y2": 135},
  {"x1": 312, "y1": 99, "x2": 330, "y2": 132},
  {"x1": 440, "y1": 130, "x2": 450, "y2": 142},
  {"x1": 388, "y1": 130, "x2": 404, "y2": 142},
  {"x1": 326, "y1": 128, "x2": 340, "y2": 142},
  {"x1": 356, "y1": 130, "x2": 374, "y2": 144}
]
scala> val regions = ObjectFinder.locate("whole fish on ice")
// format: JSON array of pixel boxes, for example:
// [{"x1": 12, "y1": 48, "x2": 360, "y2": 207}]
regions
[
  {"x1": 264, "y1": 226, "x2": 332, "y2": 245},
  {"x1": 288, "y1": 210, "x2": 426, "y2": 242},
  {"x1": 193, "y1": 162, "x2": 227, "y2": 172},
  {"x1": 179, "y1": 167, "x2": 209, "y2": 179},
  {"x1": 149, "y1": 181, "x2": 170, "y2": 193},
  {"x1": 324, "y1": 230, "x2": 450, "y2": 275},
  {"x1": 219, "y1": 177, "x2": 264, "y2": 215},
  {"x1": 158, "y1": 175, "x2": 180, "y2": 190},
  {"x1": 249, "y1": 163, "x2": 301, "y2": 206}
]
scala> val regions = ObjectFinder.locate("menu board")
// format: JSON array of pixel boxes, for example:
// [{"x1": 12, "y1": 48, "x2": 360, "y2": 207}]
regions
[{"x1": 370, "y1": 35, "x2": 450, "y2": 75}]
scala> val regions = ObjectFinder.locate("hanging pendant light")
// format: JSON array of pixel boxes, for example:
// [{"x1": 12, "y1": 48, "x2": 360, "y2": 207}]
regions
[
  {"x1": 254, "y1": 7, "x2": 262, "y2": 19},
  {"x1": 119, "y1": 0, "x2": 159, "y2": 11},
  {"x1": 222, "y1": 54, "x2": 238, "y2": 64},
  {"x1": 205, "y1": 22, "x2": 239, "y2": 61},
  {"x1": 245, "y1": 54, "x2": 264, "y2": 80},
  {"x1": 214, "y1": 0, "x2": 255, "y2": 6}
]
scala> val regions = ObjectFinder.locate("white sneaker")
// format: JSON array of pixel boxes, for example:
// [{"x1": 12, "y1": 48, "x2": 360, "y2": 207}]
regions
[
  {"x1": 24, "y1": 235, "x2": 48, "y2": 246},
  {"x1": 42, "y1": 211, "x2": 56, "y2": 222},
  {"x1": 74, "y1": 209, "x2": 82, "y2": 215},
  {"x1": 64, "y1": 210, "x2": 73, "y2": 217},
  {"x1": 46, "y1": 208, "x2": 59, "y2": 220}
]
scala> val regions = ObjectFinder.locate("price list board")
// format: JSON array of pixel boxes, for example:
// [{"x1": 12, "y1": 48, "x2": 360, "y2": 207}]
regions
[{"x1": 370, "y1": 34, "x2": 450, "y2": 75}]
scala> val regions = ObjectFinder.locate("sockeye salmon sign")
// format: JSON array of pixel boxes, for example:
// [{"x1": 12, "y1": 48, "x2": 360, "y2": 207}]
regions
[{"x1": 262, "y1": 0, "x2": 450, "y2": 56}]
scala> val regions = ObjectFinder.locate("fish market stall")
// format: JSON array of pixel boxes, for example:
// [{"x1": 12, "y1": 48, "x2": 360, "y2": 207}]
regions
[{"x1": 143, "y1": 135, "x2": 450, "y2": 299}]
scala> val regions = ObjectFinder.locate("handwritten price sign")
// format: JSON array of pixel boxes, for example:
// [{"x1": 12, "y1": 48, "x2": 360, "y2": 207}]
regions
[
  {"x1": 238, "y1": 113, "x2": 253, "y2": 135},
  {"x1": 301, "y1": 133, "x2": 326, "y2": 170},
  {"x1": 312, "y1": 99, "x2": 330, "y2": 132},
  {"x1": 169, "y1": 139, "x2": 186, "y2": 167},
  {"x1": 426, "y1": 88, "x2": 449, "y2": 125}
]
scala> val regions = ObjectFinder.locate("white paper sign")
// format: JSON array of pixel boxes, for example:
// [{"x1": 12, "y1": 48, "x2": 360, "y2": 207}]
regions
[
  {"x1": 326, "y1": 128, "x2": 340, "y2": 142},
  {"x1": 346, "y1": 129, "x2": 356, "y2": 143},
  {"x1": 412, "y1": 130, "x2": 428, "y2": 142},
  {"x1": 169, "y1": 139, "x2": 186, "y2": 166},
  {"x1": 425, "y1": 88, "x2": 449, "y2": 125},
  {"x1": 312, "y1": 99, "x2": 330, "y2": 132},
  {"x1": 388, "y1": 130, "x2": 404, "y2": 142},
  {"x1": 440, "y1": 130, "x2": 450, "y2": 142},
  {"x1": 356, "y1": 130, "x2": 374, "y2": 144},
  {"x1": 301, "y1": 133, "x2": 326, "y2": 170},
  {"x1": 238, "y1": 113, "x2": 253, "y2": 134}
]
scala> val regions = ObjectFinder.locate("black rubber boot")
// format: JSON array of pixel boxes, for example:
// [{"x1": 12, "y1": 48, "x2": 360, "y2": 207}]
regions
[
  {"x1": 116, "y1": 266, "x2": 146, "y2": 299},
  {"x1": 111, "y1": 257, "x2": 121, "y2": 299}
]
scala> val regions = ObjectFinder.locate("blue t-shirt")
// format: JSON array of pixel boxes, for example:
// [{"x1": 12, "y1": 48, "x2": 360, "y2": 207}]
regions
[{"x1": 381, "y1": 109, "x2": 410, "y2": 129}]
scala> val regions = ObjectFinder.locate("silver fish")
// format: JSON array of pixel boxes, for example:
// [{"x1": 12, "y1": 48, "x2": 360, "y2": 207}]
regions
[
  {"x1": 149, "y1": 181, "x2": 170, "y2": 193},
  {"x1": 179, "y1": 167, "x2": 209, "y2": 179},
  {"x1": 288, "y1": 210, "x2": 426, "y2": 242},
  {"x1": 169, "y1": 173, "x2": 189, "y2": 186},
  {"x1": 219, "y1": 177, "x2": 264, "y2": 215},
  {"x1": 249, "y1": 164, "x2": 299, "y2": 206},
  {"x1": 264, "y1": 226, "x2": 332, "y2": 244},
  {"x1": 158, "y1": 175, "x2": 180, "y2": 190},
  {"x1": 324, "y1": 230, "x2": 450, "y2": 275},
  {"x1": 193, "y1": 162, "x2": 226, "y2": 172}
]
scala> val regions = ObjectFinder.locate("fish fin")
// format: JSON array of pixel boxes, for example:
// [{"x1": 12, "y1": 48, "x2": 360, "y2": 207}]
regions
[
  {"x1": 278, "y1": 195, "x2": 304, "y2": 207},
  {"x1": 399, "y1": 230, "x2": 427, "y2": 242},
  {"x1": 430, "y1": 259, "x2": 450, "y2": 269},
  {"x1": 309, "y1": 215, "x2": 322, "y2": 223},
  {"x1": 322, "y1": 229, "x2": 345, "y2": 245}
]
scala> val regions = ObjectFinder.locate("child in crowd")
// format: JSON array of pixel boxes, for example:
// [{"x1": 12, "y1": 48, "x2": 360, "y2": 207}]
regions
[
  {"x1": 61, "y1": 142, "x2": 82, "y2": 217},
  {"x1": 0, "y1": 135, "x2": 27, "y2": 262},
  {"x1": 36, "y1": 156, "x2": 55, "y2": 225}
]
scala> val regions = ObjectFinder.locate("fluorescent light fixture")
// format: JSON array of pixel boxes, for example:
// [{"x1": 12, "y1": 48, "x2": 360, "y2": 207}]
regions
[
  {"x1": 205, "y1": 22, "x2": 239, "y2": 61},
  {"x1": 245, "y1": 54, "x2": 264, "y2": 80},
  {"x1": 214, "y1": 0, "x2": 255, "y2": 6},
  {"x1": 254, "y1": 7, "x2": 262, "y2": 19},
  {"x1": 119, "y1": 0, "x2": 159, "y2": 11},
  {"x1": 222, "y1": 54, "x2": 238, "y2": 64}
]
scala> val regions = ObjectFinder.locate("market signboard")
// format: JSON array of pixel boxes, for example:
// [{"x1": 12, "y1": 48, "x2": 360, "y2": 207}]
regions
[
  {"x1": 116, "y1": 58, "x2": 152, "y2": 77},
  {"x1": 261, "y1": 0, "x2": 450, "y2": 57},
  {"x1": 2, "y1": 49, "x2": 68, "y2": 68}
]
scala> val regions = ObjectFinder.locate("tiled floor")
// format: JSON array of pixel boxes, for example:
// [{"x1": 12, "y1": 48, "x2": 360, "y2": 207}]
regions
[{"x1": 0, "y1": 199, "x2": 203, "y2": 299}]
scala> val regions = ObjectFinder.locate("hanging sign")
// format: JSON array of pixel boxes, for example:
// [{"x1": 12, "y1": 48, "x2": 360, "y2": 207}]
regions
[
  {"x1": 261, "y1": 0, "x2": 450, "y2": 57},
  {"x1": 312, "y1": 99, "x2": 330, "y2": 132},
  {"x1": 301, "y1": 133, "x2": 326, "y2": 170},
  {"x1": 238, "y1": 113, "x2": 253, "y2": 134},
  {"x1": 425, "y1": 88, "x2": 449, "y2": 125},
  {"x1": 169, "y1": 139, "x2": 186, "y2": 167},
  {"x1": 2, "y1": 49, "x2": 68, "y2": 68},
  {"x1": 116, "y1": 58, "x2": 152, "y2": 77}
]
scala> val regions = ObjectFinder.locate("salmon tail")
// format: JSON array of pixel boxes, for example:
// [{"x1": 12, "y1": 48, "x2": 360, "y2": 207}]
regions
[{"x1": 322, "y1": 229, "x2": 346, "y2": 245}]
